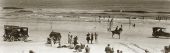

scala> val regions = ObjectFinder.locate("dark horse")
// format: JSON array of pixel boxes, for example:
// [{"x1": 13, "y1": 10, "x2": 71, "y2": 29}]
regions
[{"x1": 111, "y1": 27, "x2": 123, "y2": 39}]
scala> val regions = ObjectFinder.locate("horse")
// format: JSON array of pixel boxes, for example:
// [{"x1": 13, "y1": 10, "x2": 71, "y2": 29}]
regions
[{"x1": 111, "y1": 27, "x2": 123, "y2": 39}]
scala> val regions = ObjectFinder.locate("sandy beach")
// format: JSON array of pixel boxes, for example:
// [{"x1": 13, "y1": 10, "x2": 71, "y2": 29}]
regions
[
  {"x1": 0, "y1": 12, "x2": 170, "y2": 53},
  {"x1": 0, "y1": 0, "x2": 170, "y2": 52}
]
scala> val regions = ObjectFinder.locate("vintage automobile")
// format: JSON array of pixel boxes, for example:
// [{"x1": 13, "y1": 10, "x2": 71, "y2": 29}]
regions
[
  {"x1": 3, "y1": 25, "x2": 29, "y2": 42},
  {"x1": 152, "y1": 27, "x2": 170, "y2": 38}
]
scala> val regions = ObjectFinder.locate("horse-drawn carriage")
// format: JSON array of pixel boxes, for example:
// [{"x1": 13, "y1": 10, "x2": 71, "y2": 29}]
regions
[
  {"x1": 47, "y1": 31, "x2": 62, "y2": 44},
  {"x1": 152, "y1": 27, "x2": 170, "y2": 38},
  {"x1": 3, "y1": 25, "x2": 29, "y2": 42}
]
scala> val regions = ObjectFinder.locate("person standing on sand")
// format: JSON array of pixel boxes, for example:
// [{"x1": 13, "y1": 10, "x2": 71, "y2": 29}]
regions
[
  {"x1": 94, "y1": 32, "x2": 98, "y2": 43},
  {"x1": 29, "y1": 50, "x2": 34, "y2": 53},
  {"x1": 68, "y1": 32, "x2": 71, "y2": 44},
  {"x1": 86, "y1": 33, "x2": 91, "y2": 44},
  {"x1": 71, "y1": 35, "x2": 73, "y2": 44},
  {"x1": 117, "y1": 50, "x2": 120, "y2": 53},
  {"x1": 73, "y1": 36, "x2": 78, "y2": 46},
  {"x1": 105, "y1": 44, "x2": 111, "y2": 53},
  {"x1": 90, "y1": 33, "x2": 94, "y2": 44},
  {"x1": 133, "y1": 24, "x2": 135, "y2": 27},
  {"x1": 85, "y1": 45, "x2": 90, "y2": 53}
]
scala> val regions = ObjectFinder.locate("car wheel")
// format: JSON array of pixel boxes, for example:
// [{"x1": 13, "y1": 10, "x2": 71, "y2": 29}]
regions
[{"x1": 10, "y1": 36, "x2": 14, "y2": 42}]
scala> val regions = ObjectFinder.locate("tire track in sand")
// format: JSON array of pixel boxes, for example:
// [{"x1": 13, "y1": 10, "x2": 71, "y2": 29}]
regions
[
  {"x1": 119, "y1": 43, "x2": 138, "y2": 53},
  {"x1": 130, "y1": 43, "x2": 149, "y2": 53}
]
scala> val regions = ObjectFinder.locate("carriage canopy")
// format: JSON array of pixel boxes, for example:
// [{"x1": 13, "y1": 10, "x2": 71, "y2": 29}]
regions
[{"x1": 152, "y1": 27, "x2": 166, "y2": 32}]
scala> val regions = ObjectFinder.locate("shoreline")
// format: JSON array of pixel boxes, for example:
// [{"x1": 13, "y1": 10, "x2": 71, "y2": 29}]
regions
[{"x1": 2, "y1": 7, "x2": 170, "y2": 15}]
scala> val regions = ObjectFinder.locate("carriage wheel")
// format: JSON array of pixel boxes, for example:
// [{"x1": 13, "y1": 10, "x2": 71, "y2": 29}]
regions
[
  {"x1": 3, "y1": 37, "x2": 7, "y2": 41},
  {"x1": 153, "y1": 34, "x2": 158, "y2": 38},
  {"x1": 154, "y1": 36, "x2": 158, "y2": 38},
  {"x1": 156, "y1": 36, "x2": 159, "y2": 38},
  {"x1": 154, "y1": 35, "x2": 159, "y2": 38},
  {"x1": 3, "y1": 35, "x2": 7, "y2": 41},
  {"x1": 20, "y1": 36, "x2": 25, "y2": 41},
  {"x1": 23, "y1": 37, "x2": 28, "y2": 42},
  {"x1": 23, "y1": 35, "x2": 29, "y2": 42},
  {"x1": 10, "y1": 36, "x2": 15, "y2": 42},
  {"x1": 153, "y1": 35, "x2": 156, "y2": 38}
]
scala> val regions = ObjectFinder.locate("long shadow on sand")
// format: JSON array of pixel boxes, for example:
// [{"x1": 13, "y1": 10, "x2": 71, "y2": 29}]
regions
[
  {"x1": 108, "y1": 37, "x2": 120, "y2": 39},
  {"x1": 148, "y1": 37, "x2": 170, "y2": 39}
]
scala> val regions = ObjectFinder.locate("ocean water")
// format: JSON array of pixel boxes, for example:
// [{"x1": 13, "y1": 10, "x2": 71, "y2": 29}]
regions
[{"x1": 1, "y1": 0, "x2": 170, "y2": 12}]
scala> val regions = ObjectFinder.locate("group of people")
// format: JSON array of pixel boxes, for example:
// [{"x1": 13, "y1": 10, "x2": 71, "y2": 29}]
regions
[
  {"x1": 68, "y1": 32, "x2": 98, "y2": 45},
  {"x1": 68, "y1": 32, "x2": 79, "y2": 46},
  {"x1": 105, "y1": 44, "x2": 123, "y2": 53},
  {"x1": 73, "y1": 44, "x2": 90, "y2": 53},
  {"x1": 86, "y1": 32, "x2": 98, "y2": 44},
  {"x1": 67, "y1": 32, "x2": 98, "y2": 53}
]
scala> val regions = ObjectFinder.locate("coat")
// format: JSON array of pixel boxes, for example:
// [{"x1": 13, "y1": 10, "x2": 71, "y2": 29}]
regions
[
  {"x1": 91, "y1": 35, "x2": 94, "y2": 40},
  {"x1": 85, "y1": 47, "x2": 90, "y2": 53},
  {"x1": 86, "y1": 36, "x2": 90, "y2": 41},
  {"x1": 105, "y1": 46, "x2": 111, "y2": 53}
]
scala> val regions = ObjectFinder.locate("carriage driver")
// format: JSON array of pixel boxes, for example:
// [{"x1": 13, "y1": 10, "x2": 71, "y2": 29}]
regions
[{"x1": 115, "y1": 26, "x2": 118, "y2": 31}]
